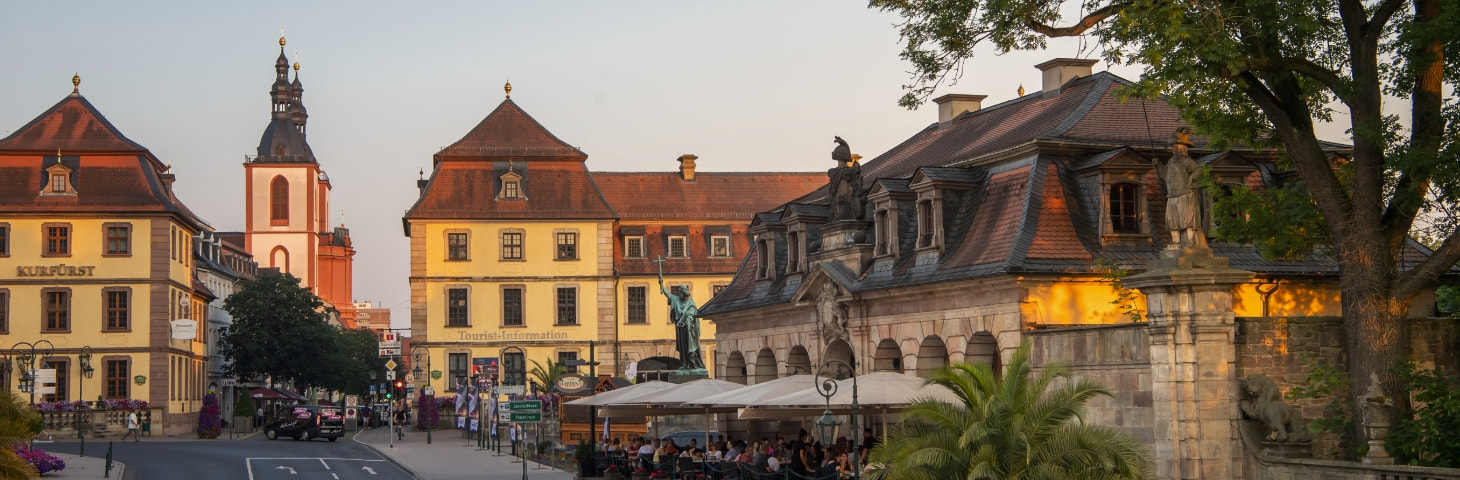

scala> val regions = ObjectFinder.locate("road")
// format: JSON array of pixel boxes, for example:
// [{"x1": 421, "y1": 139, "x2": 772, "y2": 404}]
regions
[{"x1": 40, "y1": 431, "x2": 412, "y2": 480}]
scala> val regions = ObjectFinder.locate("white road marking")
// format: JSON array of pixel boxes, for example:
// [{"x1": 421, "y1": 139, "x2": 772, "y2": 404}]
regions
[
  {"x1": 245, "y1": 458, "x2": 388, "y2": 479},
  {"x1": 332, "y1": 474, "x2": 339, "y2": 479},
  {"x1": 276, "y1": 465, "x2": 297, "y2": 474},
  {"x1": 362, "y1": 466, "x2": 377, "y2": 475},
  {"x1": 320, "y1": 458, "x2": 331, "y2": 470}
]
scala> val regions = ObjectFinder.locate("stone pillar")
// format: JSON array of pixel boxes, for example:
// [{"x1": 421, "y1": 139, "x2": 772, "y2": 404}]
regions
[{"x1": 1122, "y1": 248, "x2": 1253, "y2": 480}]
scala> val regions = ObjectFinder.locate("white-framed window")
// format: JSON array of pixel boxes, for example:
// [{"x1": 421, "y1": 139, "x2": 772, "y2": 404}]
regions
[
  {"x1": 624, "y1": 236, "x2": 645, "y2": 258},
  {"x1": 447, "y1": 230, "x2": 470, "y2": 261},
  {"x1": 503, "y1": 180, "x2": 519, "y2": 199},
  {"x1": 710, "y1": 235, "x2": 731, "y2": 258},
  {"x1": 556, "y1": 286, "x2": 578, "y2": 325},
  {"x1": 668, "y1": 235, "x2": 687, "y2": 258},
  {"x1": 500, "y1": 230, "x2": 524, "y2": 260},
  {"x1": 1108, "y1": 182, "x2": 1142, "y2": 234},
  {"x1": 556, "y1": 231, "x2": 578, "y2": 260},
  {"x1": 446, "y1": 287, "x2": 469, "y2": 327}
]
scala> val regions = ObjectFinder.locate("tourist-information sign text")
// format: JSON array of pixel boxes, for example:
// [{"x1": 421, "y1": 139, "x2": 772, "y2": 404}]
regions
[
  {"x1": 509, "y1": 412, "x2": 542, "y2": 423},
  {"x1": 379, "y1": 348, "x2": 402, "y2": 357},
  {"x1": 508, "y1": 400, "x2": 542, "y2": 411}
]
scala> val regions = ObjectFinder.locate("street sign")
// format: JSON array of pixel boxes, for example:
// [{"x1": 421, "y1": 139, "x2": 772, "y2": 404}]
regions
[
  {"x1": 509, "y1": 400, "x2": 542, "y2": 411},
  {"x1": 346, "y1": 395, "x2": 359, "y2": 407},
  {"x1": 382, "y1": 332, "x2": 398, "y2": 342},
  {"x1": 404, "y1": 373, "x2": 414, "y2": 383},
  {"x1": 370, "y1": 385, "x2": 377, "y2": 394},
  {"x1": 385, "y1": 371, "x2": 396, "y2": 381},
  {"x1": 508, "y1": 412, "x2": 542, "y2": 423},
  {"x1": 379, "y1": 348, "x2": 402, "y2": 357},
  {"x1": 384, "y1": 359, "x2": 399, "y2": 370},
  {"x1": 499, "y1": 385, "x2": 526, "y2": 395}
]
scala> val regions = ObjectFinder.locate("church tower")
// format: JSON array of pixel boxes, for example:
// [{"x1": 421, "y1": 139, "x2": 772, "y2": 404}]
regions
[{"x1": 242, "y1": 34, "x2": 357, "y2": 325}]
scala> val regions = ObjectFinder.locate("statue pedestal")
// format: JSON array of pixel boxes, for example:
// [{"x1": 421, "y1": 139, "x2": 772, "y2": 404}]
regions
[
  {"x1": 668, "y1": 369, "x2": 708, "y2": 384},
  {"x1": 1124, "y1": 249, "x2": 1254, "y2": 480},
  {"x1": 809, "y1": 220, "x2": 873, "y2": 274}
]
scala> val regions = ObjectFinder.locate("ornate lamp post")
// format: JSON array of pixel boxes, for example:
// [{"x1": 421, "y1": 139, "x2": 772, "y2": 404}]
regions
[
  {"x1": 78, "y1": 346, "x2": 94, "y2": 457},
  {"x1": 7, "y1": 340, "x2": 56, "y2": 406},
  {"x1": 816, "y1": 359, "x2": 860, "y2": 479},
  {"x1": 412, "y1": 345, "x2": 432, "y2": 444}
]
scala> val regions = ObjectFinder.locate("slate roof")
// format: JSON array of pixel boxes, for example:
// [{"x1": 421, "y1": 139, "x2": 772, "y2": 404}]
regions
[
  {"x1": 699, "y1": 70, "x2": 1367, "y2": 318},
  {"x1": 0, "y1": 94, "x2": 208, "y2": 228}
]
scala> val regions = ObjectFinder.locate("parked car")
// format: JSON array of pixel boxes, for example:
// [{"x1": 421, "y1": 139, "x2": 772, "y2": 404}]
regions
[{"x1": 264, "y1": 405, "x2": 344, "y2": 442}]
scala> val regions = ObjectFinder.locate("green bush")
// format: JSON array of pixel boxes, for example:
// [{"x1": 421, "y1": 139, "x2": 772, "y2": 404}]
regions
[
  {"x1": 236, "y1": 392, "x2": 257, "y2": 418},
  {"x1": 1388, "y1": 361, "x2": 1460, "y2": 467}
]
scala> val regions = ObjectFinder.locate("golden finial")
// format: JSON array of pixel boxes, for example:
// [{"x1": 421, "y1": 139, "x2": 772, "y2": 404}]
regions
[
  {"x1": 279, "y1": 25, "x2": 286, "y2": 46},
  {"x1": 504, "y1": 80, "x2": 512, "y2": 99},
  {"x1": 418, "y1": 168, "x2": 424, "y2": 180},
  {"x1": 293, "y1": 61, "x2": 300, "y2": 71},
  {"x1": 56, "y1": 149, "x2": 62, "y2": 164},
  {"x1": 72, "y1": 73, "x2": 80, "y2": 94},
  {"x1": 1018, "y1": 84, "x2": 1025, "y2": 96}
]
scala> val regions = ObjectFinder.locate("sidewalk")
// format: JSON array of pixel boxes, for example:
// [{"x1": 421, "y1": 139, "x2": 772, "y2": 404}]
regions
[
  {"x1": 352, "y1": 426, "x2": 576, "y2": 480},
  {"x1": 45, "y1": 453, "x2": 126, "y2": 479}
]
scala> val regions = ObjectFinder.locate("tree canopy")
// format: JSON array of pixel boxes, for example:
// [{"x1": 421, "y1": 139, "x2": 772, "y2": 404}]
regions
[
  {"x1": 870, "y1": 0, "x2": 1457, "y2": 443},
  {"x1": 220, "y1": 272, "x2": 383, "y2": 396}
]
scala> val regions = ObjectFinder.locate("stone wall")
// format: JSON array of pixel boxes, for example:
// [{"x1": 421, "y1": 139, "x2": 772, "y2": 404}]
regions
[
  {"x1": 1026, "y1": 323, "x2": 1154, "y2": 444},
  {"x1": 1235, "y1": 316, "x2": 1460, "y2": 457}
]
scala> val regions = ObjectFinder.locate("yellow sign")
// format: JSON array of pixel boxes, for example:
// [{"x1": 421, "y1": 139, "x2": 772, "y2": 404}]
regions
[{"x1": 16, "y1": 265, "x2": 95, "y2": 277}]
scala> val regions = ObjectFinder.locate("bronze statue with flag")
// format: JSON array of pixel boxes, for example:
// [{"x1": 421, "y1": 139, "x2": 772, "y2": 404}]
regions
[{"x1": 655, "y1": 256, "x2": 705, "y2": 371}]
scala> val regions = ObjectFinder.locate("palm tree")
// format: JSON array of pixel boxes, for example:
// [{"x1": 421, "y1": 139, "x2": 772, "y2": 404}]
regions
[
  {"x1": 528, "y1": 359, "x2": 567, "y2": 393},
  {"x1": 866, "y1": 342, "x2": 1149, "y2": 480},
  {"x1": 0, "y1": 391, "x2": 41, "y2": 479}
]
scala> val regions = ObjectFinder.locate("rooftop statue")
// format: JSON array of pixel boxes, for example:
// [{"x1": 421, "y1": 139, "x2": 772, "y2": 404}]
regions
[
  {"x1": 829, "y1": 136, "x2": 865, "y2": 222},
  {"x1": 1157, "y1": 127, "x2": 1208, "y2": 250}
]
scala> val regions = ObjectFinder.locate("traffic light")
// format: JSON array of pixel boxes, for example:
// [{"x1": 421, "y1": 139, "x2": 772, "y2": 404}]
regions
[{"x1": 395, "y1": 380, "x2": 404, "y2": 394}]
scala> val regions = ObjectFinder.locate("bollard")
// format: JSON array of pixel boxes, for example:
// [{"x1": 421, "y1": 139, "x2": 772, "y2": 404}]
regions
[{"x1": 104, "y1": 441, "x2": 113, "y2": 478}]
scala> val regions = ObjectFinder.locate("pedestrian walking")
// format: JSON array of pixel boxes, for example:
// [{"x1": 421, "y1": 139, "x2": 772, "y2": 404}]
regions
[{"x1": 120, "y1": 410, "x2": 141, "y2": 442}]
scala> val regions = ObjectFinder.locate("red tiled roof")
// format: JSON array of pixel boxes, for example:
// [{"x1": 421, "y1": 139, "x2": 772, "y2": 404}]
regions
[
  {"x1": 406, "y1": 161, "x2": 615, "y2": 220},
  {"x1": 592, "y1": 172, "x2": 825, "y2": 220},
  {"x1": 941, "y1": 166, "x2": 1032, "y2": 268},
  {"x1": 435, "y1": 99, "x2": 585, "y2": 160},
  {"x1": 0, "y1": 95, "x2": 148, "y2": 153}
]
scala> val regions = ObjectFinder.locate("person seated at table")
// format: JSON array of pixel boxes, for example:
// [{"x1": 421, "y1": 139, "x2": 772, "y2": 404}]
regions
[
  {"x1": 705, "y1": 442, "x2": 723, "y2": 461},
  {"x1": 722, "y1": 441, "x2": 738, "y2": 462},
  {"x1": 766, "y1": 451, "x2": 783, "y2": 473},
  {"x1": 816, "y1": 450, "x2": 841, "y2": 480},
  {"x1": 637, "y1": 438, "x2": 656, "y2": 469}
]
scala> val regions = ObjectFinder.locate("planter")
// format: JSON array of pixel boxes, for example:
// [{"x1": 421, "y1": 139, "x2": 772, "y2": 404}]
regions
[{"x1": 578, "y1": 457, "x2": 596, "y2": 477}]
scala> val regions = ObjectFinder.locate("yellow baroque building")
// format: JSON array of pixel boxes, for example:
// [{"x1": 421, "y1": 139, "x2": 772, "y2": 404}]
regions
[
  {"x1": 405, "y1": 88, "x2": 824, "y2": 394},
  {"x1": 0, "y1": 80, "x2": 211, "y2": 435}
]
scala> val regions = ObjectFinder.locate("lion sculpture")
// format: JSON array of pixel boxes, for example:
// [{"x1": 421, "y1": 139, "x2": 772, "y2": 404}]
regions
[{"x1": 1239, "y1": 374, "x2": 1311, "y2": 443}]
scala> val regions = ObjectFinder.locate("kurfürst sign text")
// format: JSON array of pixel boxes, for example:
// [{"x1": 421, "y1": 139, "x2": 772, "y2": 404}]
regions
[
  {"x1": 457, "y1": 330, "x2": 570, "y2": 341},
  {"x1": 16, "y1": 265, "x2": 96, "y2": 277}
]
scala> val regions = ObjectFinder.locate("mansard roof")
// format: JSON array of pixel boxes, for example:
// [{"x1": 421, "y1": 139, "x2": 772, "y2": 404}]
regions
[
  {"x1": 405, "y1": 160, "x2": 615, "y2": 221},
  {"x1": 593, "y1": 171, "x2": 824, "y2": 221},
  {"x1": 0, "y1": 94, "x2": 149, "y2": 153},
  {"x1": 699, "y1": 70, "x2": 1365, "y2": 318},
  {"x1": 435, "y1": 99, "x2": 585, "y2": 161}
]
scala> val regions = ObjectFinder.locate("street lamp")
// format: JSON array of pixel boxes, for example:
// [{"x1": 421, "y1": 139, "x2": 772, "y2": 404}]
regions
[
  {"x1": 6, "y1": 340, "x2": 56, "y2": 406},
  {"x1": 816, "y1": 359, "x2": 860, "y2": 479},
  {"x1": 78, "y1": 346, "x2": 94, "y2": 457},
  {"x1": 412, "y1": 345, "x2": 431, "y2": 444}
]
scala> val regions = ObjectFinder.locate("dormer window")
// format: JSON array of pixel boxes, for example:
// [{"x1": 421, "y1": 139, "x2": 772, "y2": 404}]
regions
[
  {"x1": 503, "y1": 180, "x2": 519, "y2": 199},
  {"x1": 624, "y1": 236, "x2": 645, "y2": 258},
  {"x1": 786, "y1": 231, "x2": 801, "y2": 273},
  {"x1": 51, "y1": 174, "x2": 65, "y2": 193},
  {"x1": 668, "y1": 235, "x2": 688, "y2": 258},
  {"x1": 498, "y1": 168, "x2": 524, "y2": 200},
  {"x1": 756, "y1": 237, "x2": 772, "y2": 280},
  {"x1": 916, "y1": 200, "x2": 935, "y2": 248},
  {"x1": 874, "y1": 209, "x2": 893, "y2": 256},
  {"x1": 40, "y1": 160, "x2": 76, "y2": 197},
  {"x1": 1109, "y1": 183, "x2": 1141, "y2": 234}
]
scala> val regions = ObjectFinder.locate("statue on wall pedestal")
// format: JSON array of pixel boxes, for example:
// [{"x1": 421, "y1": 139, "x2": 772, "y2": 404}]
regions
[
  {"x1": 815, "y1": 281, "x2": 849, "y2": 343},
  {"x1": 1239, "y1": 374, "x2": 1311, "y2": 444},
  {"x1": 1157, "y1": 127, "x2": 1208, "y2": 251},
  {"x1": 654, "y1": 256, "x2": 704, "y2": 371},
  {"x1": 829, "y1": 136, "x2": 865, "y2": 222}
]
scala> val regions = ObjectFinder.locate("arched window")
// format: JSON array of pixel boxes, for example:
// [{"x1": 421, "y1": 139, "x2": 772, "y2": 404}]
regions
[
  {"x1": 917, "y1": 200, "x2": 935, "y2": 247},
  {"x1": 1108, "y1": 182, "x2": 1141, "y2": 233},
  {"x1": 270, "y1": 176, "x2": 289, "y2": 223},
  {"x1": 756, "y1": 238, "x2": 770, "y2": 279},
  {"x1": 786, "y1": 232, "x2": 800, "y2": 273},
  {"x1": 270, "y1": 246, "x2": 289, "y2": 273}
]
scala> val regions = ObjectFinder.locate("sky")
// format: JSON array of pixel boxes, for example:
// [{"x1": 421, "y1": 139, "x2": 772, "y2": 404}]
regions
[{"x1": 1, "y1": 1, "x2": 1174, "y2": 329}]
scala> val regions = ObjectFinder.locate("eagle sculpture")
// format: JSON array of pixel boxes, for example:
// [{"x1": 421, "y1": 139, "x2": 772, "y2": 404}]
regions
[{"x1": 832, "y1": 136, "x2": 853, "y2": 164}]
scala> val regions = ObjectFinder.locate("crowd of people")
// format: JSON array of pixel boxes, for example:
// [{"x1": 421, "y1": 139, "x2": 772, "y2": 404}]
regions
[{"x1": 599, "y1": 428, "x2": 878, "y2": 479}]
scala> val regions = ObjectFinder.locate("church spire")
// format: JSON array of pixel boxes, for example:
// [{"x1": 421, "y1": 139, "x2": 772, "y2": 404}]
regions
[
  {"x1": 271, "y1": 35, "x2": 292, "y2": 120},
  {"x1": 289, "y1": 53, "x2": 308, "y2": 135}
]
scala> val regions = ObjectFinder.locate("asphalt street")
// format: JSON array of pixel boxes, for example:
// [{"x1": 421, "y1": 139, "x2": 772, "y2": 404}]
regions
[{"x1": 38, "y1": 430, "x2": 411, "y2": 480}]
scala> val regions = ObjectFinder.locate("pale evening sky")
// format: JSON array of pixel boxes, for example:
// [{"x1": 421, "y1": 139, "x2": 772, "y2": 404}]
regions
[{"x1": 4, "y1": 1, "x2": 1277, "y2": 329}]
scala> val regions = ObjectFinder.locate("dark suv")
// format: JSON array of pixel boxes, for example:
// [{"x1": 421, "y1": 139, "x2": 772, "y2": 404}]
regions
[{"x1": 264, "y1": 405, "x2": 345, "y2": 442}]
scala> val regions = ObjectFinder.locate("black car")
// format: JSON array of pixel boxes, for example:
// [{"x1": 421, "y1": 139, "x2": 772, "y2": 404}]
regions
[{"x1": 264, "y1": 405, "x2": 345, "y2": 442}]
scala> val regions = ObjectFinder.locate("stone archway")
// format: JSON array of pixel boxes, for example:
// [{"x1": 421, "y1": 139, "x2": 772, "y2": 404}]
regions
[
  {"x1": 966, "y1": 332, "x2": 1000, "y2": 376},
  {"x1": 916, "y1": 335, "x2": 948, "y2": 378},
  {"x1": 823, "y1": 339, "x2": 854, "y2": 372},
  {"x1": 873, "y1": 339, "x2": 903, "y2": 373},
  {"x1": 786, "y1": 346, "x2": 812, "y2": 376},
  {"x1": 725, "y1": 351, "x2": 747, "y2": 385},
  {"x1": 753, "y1": 348, "x2": 778, "y2": 384}
]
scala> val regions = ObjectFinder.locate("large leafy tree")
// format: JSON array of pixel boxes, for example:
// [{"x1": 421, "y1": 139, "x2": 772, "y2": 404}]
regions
[
  {"x1": 866, "y1": 343, "x2": 1149, "y2": 479},
  {"x1": 219, "y1": 272, "x2": 336, "y2": 390},
  {"x1": 869, "y1": 0, "x2": 1459, "y2": 442}
]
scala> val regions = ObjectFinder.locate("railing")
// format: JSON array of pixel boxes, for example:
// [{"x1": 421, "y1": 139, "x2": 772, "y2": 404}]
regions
[
  {"x1": 39, "y1": 409, "x2": 151, "y2": 437},
  {"x1": 1256, "y1": 454, "x2": 1460, "y2": 480}
]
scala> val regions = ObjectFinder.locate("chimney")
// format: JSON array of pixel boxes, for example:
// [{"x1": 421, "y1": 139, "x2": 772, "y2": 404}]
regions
[
  {"x1": 1036, "y1": 58, "x2": 1098, "y2": 98},
  {"x1": 932, "y1": 94, "x2": 987, "y2": 123},
  {"x1": 159, "y1": 172, "x2": 176, "y2": 200},
  {"x1": 678, "y1": 154, "x2": 698, "y2": 181}
]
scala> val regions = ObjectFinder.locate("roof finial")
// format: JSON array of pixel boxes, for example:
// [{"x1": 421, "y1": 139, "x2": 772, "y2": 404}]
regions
[
  {"x1": 293, "y1": 51, "x2": 300, "y2": 71},
  {"x1": 507, "y1": 160, "x2": 515, "y2": 173},
  {"x1": 418, "y1": 168, "x2": 424, "y2": 180},
  {"x1": 72, "y1": 73, "x2": 80, "y2": 94},
  {"x1": 1018, "y1": 84, "x2": 1025, "y2": 96},
  {"x1": 504, "y1": 80, "x2": 512, "y2": 99},
  {"x1": 56, "y1": 149, "x2": 62, "y2": 164},
  {"x1": 279, "y1": 25, "x2": 286, "y2": 47}
]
